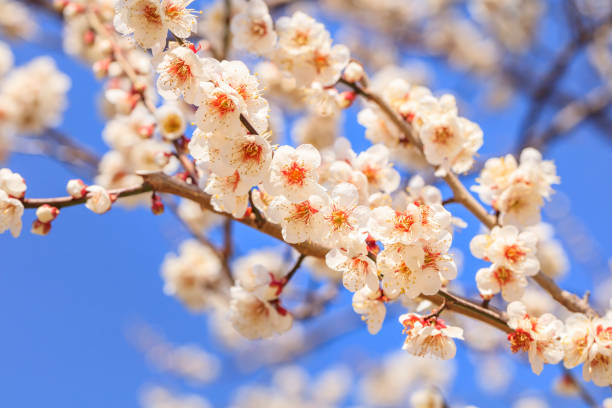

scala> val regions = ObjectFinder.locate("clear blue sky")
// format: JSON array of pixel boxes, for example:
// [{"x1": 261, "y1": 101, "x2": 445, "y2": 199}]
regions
[{"x1": 1, "y1": 2, "x2": 612, "y2": 407}]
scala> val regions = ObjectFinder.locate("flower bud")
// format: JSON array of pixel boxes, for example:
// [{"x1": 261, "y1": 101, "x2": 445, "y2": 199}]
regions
[
  {"x1": 31, "y1": 219, "x2": 51, "y2": 236},
  {"x1": 85, "y1": 185, "x2": 112, "y2": 214},
  {"x1": 336, "y1": 91, "x2": 356, "y2": 109},
  {"x1": 343, "y1": 61, "x2": 364, "y2": 83},
  {"x1": 36, "y1": 204, "x2": 59, "y2": 223},
  {"x1": 151, "y1": 194, "x2": 164, "y2": 215},
  {"x1": 66, "y1": 179, "x2": 87, "y2": 199}
]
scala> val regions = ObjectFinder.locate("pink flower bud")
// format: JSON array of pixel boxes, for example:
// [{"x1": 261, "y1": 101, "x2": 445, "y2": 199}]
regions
[
  {"x1": 66, "y1": 179, "x2": 87, "y2": 199},
  {"x1": 343, "y1": 61, "x2": 364, "y2": 83},
  {"x1": 36, "y1": 204, "x2": 60, "y2": 223},
  {"x1": 31, "y1": 220, "x2": 51, "y2": 236},
  {"x1": 336, "y1": 91, "x2": 356, "y2": 109}
]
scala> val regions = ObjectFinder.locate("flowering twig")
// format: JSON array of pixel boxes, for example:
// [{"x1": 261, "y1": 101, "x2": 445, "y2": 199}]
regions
[
  {"x1": 22, "y1": 183, "x2": 152, "y2": 209},
  {"x1": 284, "y1": 253, "x2": 306, "y2": 284},
  {"x1": 339, "y1": 74, "x2": 599, "y2": 319}
]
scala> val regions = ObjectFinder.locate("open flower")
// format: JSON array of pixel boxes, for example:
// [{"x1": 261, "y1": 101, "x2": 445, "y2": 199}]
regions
[
  {"x1": 230, "y1": 0, "x2": 277, "y2": 55},
  {"x1": 0, "y1": 189, "x2": 23, "y2": 237},
  {"x1": 399, "y1": 313, "x2": 464, "y2": 360},
  {"x1": 326, "y1": 247, "x2": 379, "y2": 292},
  {"x1": 506, "y1": 301, "x2": 564, "y2": 375},
  {"x1": 265, "y1": 144, "x2": 324, "y2": 203},
  {"x1": 353, "y1": 286, "x2": 386, "y2": 334},
  {"x1": 267, "y1": 194, "x2": 327, "y2": 244}
]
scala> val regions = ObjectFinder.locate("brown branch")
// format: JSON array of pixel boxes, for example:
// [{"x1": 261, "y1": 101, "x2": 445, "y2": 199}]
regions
[
  {"x1": 22, "y1": 182, "x2": 152, "y2": 209},
  {"x1": 285, "y1": 253, "x2": 306, "y2": 283}
]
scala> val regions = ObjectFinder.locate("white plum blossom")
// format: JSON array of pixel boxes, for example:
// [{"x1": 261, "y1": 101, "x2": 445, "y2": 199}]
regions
[
  {"x1": 318, "y1": 183, "x2": 370, "y2": 248},
  {"x1": 471, "y1": 225, "x2": 540, "y2": 274},
  {"x1": 0, "y1": 189, "x2": 23, "y2": 237},
  {"x1": 273, "y1": 11, "x2": 349, "y2": 86},
  {"x1": 35, "y1": 204, "x2": 59, "y2": 223},
  {"x1": 265, "y1": 144, "x2": 324, "y2": 203},
  {"x1": 156, "y1": 46, "x2": 211, "y2": 103},
  {"x1": 472, "y1": 147, "x2": 560, "y2": 227},
  {"x1": 161, "y1": 240, "x2": 224, "y2": 311},
  {"x1": 326, "y1": 247, "x2": 379, "y2": 292},
  {"x1": 195, "y1": 81, "x2": 246, "y2": 136},
  {"x1": 353, "y1": 144, "x2": 400, "y2": 194},
  {"x1": 229, "y1": 285, "x2": 292, "y2": 340},
  {"x1": 352, "y1": 286, "x2": 386, "y2": 335},
  {"x1": 230, "y1": 0, "x2": 277, "y2": 55},
  {"x1": 471, "y1": 226, "x2": 539, "y2": 301},
  {"x1": 399, "y1": 313, "x2": 464, "y2": 360},
  {"x1": 507, "y1": 301, "x2": 564, "y2": 375},
  {"x1": 155, "y1": 103, "x2": 186, "y2": 140},
  {"x1": 267, "y1": 194, "x2": 327, "y2": 244},
  {"x1": 85, "y1": 185, "x2": 113, "y2": 214},
  {"x1": 0, "y1": 168, "x2": 26, "y2": 198},
  {"x1": 114, "y1": 0, "x2": 196, "y2": 52},
  {"x1": 563, "y1": 314, "x2": 612, "y2": 386},
  {"x1": 207, "y1": 132, "x2": 272, "y2": 183},
  {"x1": 476, "y1": 263, "x2": 528, "y2": 301}
]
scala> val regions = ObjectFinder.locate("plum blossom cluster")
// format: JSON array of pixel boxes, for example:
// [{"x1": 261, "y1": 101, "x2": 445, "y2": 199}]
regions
[
  {"x1": 8, "y1": 0, "x2": 611, "y2": 399},
  {"x1": 472, "y1": 147, "x2": 560, "y2": 227},
  {"x1": 357, "y1": 77, "x2": 483, "y2": 175},
  {"x1": 471, "y1": 225, "x2": 540, "y2": 302}
]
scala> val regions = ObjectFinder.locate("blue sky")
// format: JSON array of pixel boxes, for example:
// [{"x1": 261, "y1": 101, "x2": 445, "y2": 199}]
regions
[{"x1": 1, "y1": 2, "x2": 612, "y2": 407}]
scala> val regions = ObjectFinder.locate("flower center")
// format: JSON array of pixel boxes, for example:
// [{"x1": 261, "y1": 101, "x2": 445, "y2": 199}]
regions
[
  {"x1": 241, "y1": 141, "x2": 263, "y2": 163},
  {"x1": 143, "y1": 3, "x2": 162, "y2": 24},
  {"x1": 293, "y1": 30, "x2": 309, "y2": 46},
  {"x1": 433, "y1": 126, "x2": 453, "y2": 145},
  {"x1": 286, "y1": 201, "x2": 318, "y2": 224},
  {"x1": 508, "y1": 329, "x2": 533, "y2": 353},
  {"x1": 394, "y1": 211, "x2": 415, "y2": 233},
  {"x1": 494, "y1": 266, "x2": 513, "y2": 284},
  {"x1": 326, "y1": 206, "x2": 353, "y2": 232},
  {"x1": 361, "y1": 165, "x2": 379, "y2": 184},
  {"x1": 281, "y1": 161, "x2": 307, "y2": 186},
  {"x1": 210, "y1": 93, "x2": 236, "y2": 116},
  {"x1": 251, "y1": 20, "x2": 267, "y2": 36},
  {"x1": 504, "y1": 244, "x2": 526, "y2": 264},
  {"x1": 168, "y1": 58, "x2": 192, "y2": 82},
  {"x1": 164, "y1": 1, "x2": 183, "y2": 19}
]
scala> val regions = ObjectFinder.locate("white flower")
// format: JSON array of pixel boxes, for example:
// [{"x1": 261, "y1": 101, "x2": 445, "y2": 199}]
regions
[
  {"x1": 229, "y1": 285, "x2": 292, "y2": 340},
  {"x1": 114, "y1": 0, "x2": 167, "y2": 52},
  {"x1": 472, "y1": 147, "x2": 559, "y2": 227},
  {"x1": 291, "y1": 43, "x2": 350, "y2": 87},
  {"x1": 114, "y1": 0, "x2": 196, "y2": 52},
  {"x1": 399, "y1": 313, "x2": 463, "y2": 360},
  {"x1": 275, "y1": 11, "x2": 329, "y2": 56},
  {"x1": 207, "y1": 132, "x2": 272, "y2": 184},
  {"x1": 0, "y1": 189, "x2": 23, "y2": 237},
  {"x1": 230, "y1": 0, "x2": 277, "y2": 55},
  {"x1": 219, "y1": 60, "x2": 269, "y2": 134},
  {"x1": 85, "y1": 185, "x2": 113, "y2": 214},
  {"x1": 267, "y1": 194, "x2": 327, "y2": 244},
  {"x1": 563, "y1": 314, "x2": 612, "y2": 386},
  {"x1": 378, "y1": 243, "x2": 437, "y2": 299},
  {"x1": 204, "y1": 170, "x2": 253, "y2": 197},
  {"x1": 318, "y1": 183, "x2": 370, "y2": 248},
  {"x1": 326, "y1": 248, "x2": 379, "y2": 292},
  {"x1": 410, "y1": 388, "x2": 444, "y2": 408},
  {"x1": 369, "y1": 204, "x2": 423, "y2": 245},
  {"x1": 156, "y1": 46, "x2": 211, "y2": 103},
  {"x1": 352, "y1": 286, "x2": 386, "y2": 334},
  {"x1": 353, "y1": 144, "x2": 400, "y2": 194},
  {"x1": 160, "y1": 0, "x2": 197, "y2": 38},
  {"x1": 470, "y1": 225, "x2": 540, "y2": 276},
  {"x1": 66, "y1": 179, "x2": 87, "y2": 199},
  {"x1": 476, "y1": 264, "x2": 528, "y2": 301},
  {"x1": 0, "y1": 168, "x2": 26, "y2": 198},
  {"x1": 265, "y1": 144, "x2": 324, "y2": 203},
  {"x1": 506, "y1": 301, "x2": 564, "y2": 375},
  {"x1": 156, "y1": 103, "x2": 186, "y2": 140},
  {"x1": 161, "y1": 240, "x2": 223, "y2": 311},
  {"x1": 195, "y1": 81, "x2": 246, "y2": 136}
]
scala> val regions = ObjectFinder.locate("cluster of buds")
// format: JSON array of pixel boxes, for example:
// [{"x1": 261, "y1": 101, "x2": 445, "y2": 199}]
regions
[{"x1": 31, "y1": 204, "x2": 60, "y2": 235}]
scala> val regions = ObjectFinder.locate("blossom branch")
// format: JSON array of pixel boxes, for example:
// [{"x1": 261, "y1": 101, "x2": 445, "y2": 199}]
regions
[
  {"x1": 339, "y1": 75, "x2": 597, "y2": 318},
  {"x1": 21, "y1": 183, "x2": 153, "y2": 209}
]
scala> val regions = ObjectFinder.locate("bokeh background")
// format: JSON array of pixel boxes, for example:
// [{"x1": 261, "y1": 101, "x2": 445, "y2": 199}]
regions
[{"x1": 1, "y1": 0, "x2": 612, "y2": 406}]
